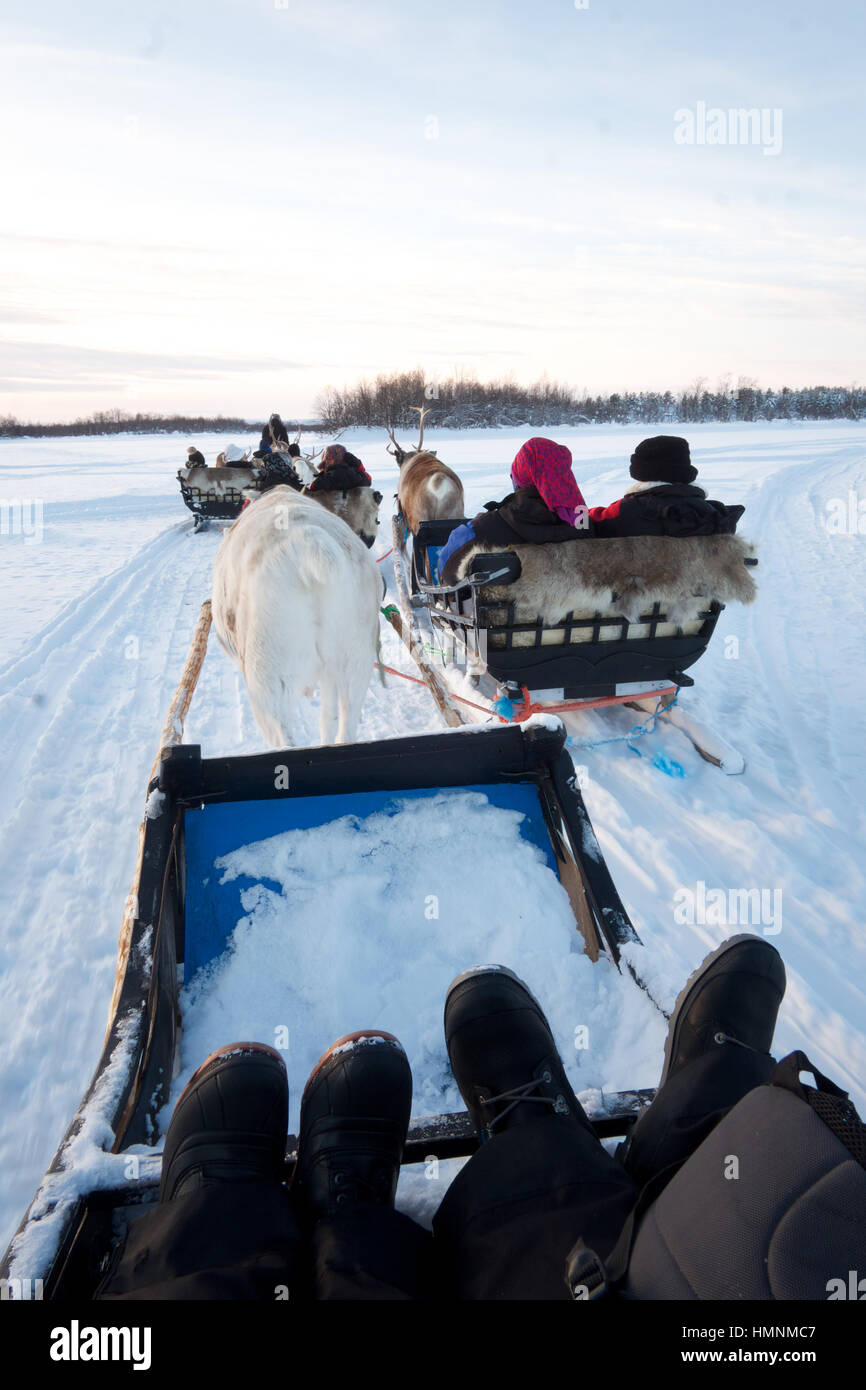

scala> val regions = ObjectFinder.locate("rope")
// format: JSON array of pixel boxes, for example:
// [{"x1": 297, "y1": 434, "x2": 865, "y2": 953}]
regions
[
  {"x1": 376, "y1": 546, "x2": 394, "y2": 564},
  {"x1": 567, "y1": 689, "x2": 680, "y2": 754},
  {"x1": 374, "y1": 661, "x2": 499, "y2": 717}
]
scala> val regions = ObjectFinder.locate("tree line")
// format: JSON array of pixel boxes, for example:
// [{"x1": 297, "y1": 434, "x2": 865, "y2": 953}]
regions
[
  {"x1": 1, "y1": 375, "x2": 863, "y2": 439},
  {"x1": 0, "y1": 410, "x2": 298, "y2": 440},
  {"x1": 316, "y1": 370, "x2": 865, "y2": 429}
]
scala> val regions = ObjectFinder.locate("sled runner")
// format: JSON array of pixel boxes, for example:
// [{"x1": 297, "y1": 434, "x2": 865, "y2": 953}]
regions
[
  {"x1": 394, "y1": 516, "x2": 757, "y2": 771},
  {"x1": 1, "y1": 710, "x2": 655, "y2": 1297},
  {"x1": 177, "y1": 463, "x2": 262, "y2": 530}
]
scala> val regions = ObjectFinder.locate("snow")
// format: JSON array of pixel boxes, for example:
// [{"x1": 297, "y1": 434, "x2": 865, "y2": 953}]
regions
[
  {"x1": 1, "y1": 421, "x2": 865, "y2": 1257},
  {"x1": 169, "y1": 790, "x2": 656, "y2": 1143}
]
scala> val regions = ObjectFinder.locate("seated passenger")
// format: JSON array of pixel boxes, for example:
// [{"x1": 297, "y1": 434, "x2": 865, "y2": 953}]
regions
[
  {"x1": 437, "y1": 436, "x2": 591, "y2": 583},
  {"x1": 257, "y1": 453, "x2": 303, "y2": 494},
  {"x1": 589, "y1": 436, "x2": 744, "y2": 538},
  {"x1": 186, "y1": 446, "x2": 206, "y2": 468},
  {"x1": 257, "y1": 413, "x2": 291, "y2": 455},
  {"x1": 308, "y1": 444, "x2": 372, "y2": 493}
]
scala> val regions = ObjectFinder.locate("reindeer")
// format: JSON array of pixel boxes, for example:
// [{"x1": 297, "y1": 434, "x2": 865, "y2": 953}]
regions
[
  {"x1": 305, "y1": 483, "x2": 383, "y2": 549},
  {"x1": 387, "y1": 405, "x2": 465, "y2": 538},
  {"x1": 212, "y1": 487, "x2": 382, "y2": 748}
]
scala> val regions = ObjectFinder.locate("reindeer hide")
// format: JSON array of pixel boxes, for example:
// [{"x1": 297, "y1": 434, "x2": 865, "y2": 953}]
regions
[{"x1": 455, "y1": 533, "x2": 757, "y2": 627}]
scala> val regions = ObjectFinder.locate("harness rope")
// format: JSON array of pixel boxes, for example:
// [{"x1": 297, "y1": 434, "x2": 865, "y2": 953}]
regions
[{"x1": 567, "y1": 689, "x2": 680, "y2": 753}]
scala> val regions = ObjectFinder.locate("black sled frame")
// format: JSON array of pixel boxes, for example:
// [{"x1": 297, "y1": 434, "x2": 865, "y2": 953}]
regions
[
  {"x1": 409, "y1": 519, "x2": 727, "y2": 700},
  {"x1": 1, "y1": 723, "x2": 654, "y2": 1298}
]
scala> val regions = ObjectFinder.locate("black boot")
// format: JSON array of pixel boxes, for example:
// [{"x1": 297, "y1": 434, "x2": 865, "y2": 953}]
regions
[
  {"x1": 293, "y1": 1031, "x2": 412, "y2": 1224},
  {"x1": 159, "y1": 1042, "x2": 289, "y2": 1202},
  {"x1": 444, "y1": 965, "x2": 588, "y2": 1142},
  {"x1": 659, "y1": 933, "x2": 787, "y2": 1087}
]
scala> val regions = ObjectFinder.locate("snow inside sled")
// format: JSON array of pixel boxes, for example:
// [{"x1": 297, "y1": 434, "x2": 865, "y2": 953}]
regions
[
  {"x1": 409, "y1": 519, "x2": 757, "y2": 708},
  {"x1": 177, "y1": 464, "x2": 262, "y2": 529},
  {"x1": 1, "y1": 722, "x2": 654, "y2": 1299}
]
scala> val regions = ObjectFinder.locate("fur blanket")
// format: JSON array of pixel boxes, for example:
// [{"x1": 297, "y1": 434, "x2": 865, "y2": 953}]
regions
[
  {"x1": 454, "y1": 533, "x2": 757, "y2": 628},
  {"x1": 179, "y1": 464, "x2": 259, "y2": 498}
]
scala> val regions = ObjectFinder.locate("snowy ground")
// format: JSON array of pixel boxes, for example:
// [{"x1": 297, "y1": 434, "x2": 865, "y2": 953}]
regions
[{"x1": 1, "y1": 421, "x2": 865, "y2": 1254}]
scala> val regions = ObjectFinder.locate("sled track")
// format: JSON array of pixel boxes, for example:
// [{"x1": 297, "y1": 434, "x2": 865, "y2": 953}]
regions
[{"x1": 0, "y1": 520, "x2": 241, "y2": 1253}]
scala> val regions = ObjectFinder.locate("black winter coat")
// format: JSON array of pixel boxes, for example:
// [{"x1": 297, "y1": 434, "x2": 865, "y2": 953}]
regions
[
  {"x1": 440, "y1": 487, "x2": 592, "y2": 583},
  {"x1": 590, "y1": 483, "x2": 744, "y2": 539}
]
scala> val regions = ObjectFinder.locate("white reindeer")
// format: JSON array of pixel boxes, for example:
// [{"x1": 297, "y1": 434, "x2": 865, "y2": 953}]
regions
[{"x1": 212, "y1": 487, "x2": 382, "y2": 747}]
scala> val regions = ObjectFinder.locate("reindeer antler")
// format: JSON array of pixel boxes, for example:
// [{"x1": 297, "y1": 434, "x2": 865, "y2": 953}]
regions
[
  {"x1": 386, "y1": 406, "x2": 431, "y2": 465},
  {"x1": 410, "y1": 403, "x2": 431, "y2": 452},
  {"x1": 385, "y1": 425, "x2": 407, "y2": 466}
]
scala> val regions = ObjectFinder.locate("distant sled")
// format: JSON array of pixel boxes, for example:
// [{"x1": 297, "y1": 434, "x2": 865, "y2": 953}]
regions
[
  {"x1": 177, "y1": 462, "x2": 262, "y2": 531},
  {"x1": 391, "y1": 515, "x2": 758, "y2": 773}
]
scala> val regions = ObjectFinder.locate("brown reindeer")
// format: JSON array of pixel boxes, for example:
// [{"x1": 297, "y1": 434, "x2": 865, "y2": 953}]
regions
[{"x1": 387, "y1": 405, "x2": 465, "y2": 537}]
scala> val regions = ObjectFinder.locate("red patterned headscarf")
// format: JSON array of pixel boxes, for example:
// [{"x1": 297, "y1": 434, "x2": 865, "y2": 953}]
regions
[
  {"x1": 510, "y1": 437, "x2": 587, "y2": 527},
  {"x1": 320, "y1": 445, "x2": 347, "y2": 470}
]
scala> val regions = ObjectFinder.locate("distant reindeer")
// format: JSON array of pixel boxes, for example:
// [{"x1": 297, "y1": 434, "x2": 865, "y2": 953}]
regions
[
  {"x1": 212, "y1": 488, "x2": 381, "y2": 748},
  {"x1": 387, "y1": 405, "x2": 465, "y2": 538}
]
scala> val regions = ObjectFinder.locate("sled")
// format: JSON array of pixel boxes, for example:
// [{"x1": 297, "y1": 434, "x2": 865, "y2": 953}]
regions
[
  {"x1": 395, "y1": 516, "x2": 757, "y2": 768},
  {"x1": 177, "y1": 463, "x2": 263, "y2": 529},
  {"x1": 1, "y1": 711, "x2": 656, "y2": 1298}
]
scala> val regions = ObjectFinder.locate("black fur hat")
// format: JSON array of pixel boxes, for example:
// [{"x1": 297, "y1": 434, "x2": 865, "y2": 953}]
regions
[{"x1": 629, "y1": 436, "x2": 697, "y2": 484}]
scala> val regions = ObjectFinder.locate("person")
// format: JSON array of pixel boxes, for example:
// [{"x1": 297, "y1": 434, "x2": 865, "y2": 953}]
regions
[
  {"x1": 436, "y1": 437, "x2": 592, "y2": 584},
  {"x1": 185, "y1": 446, "x2": 206, "y2": 467},
  {"x1": 256, "y1": 452, "x2": 303, "y2": 494},
  {"x1": 257, "y1": 413, "x2": 291, "y2": 455},
  {"x1": 97, "y1": 1033, "x2": 430, "y2": 1300},
  {"x1": 97, "y1": 936, "x2": 866, "y2": 1301},
  {"x1": 307, "y1": 444, "x2": 373, "y2": 495},
  {"x1": 588, "y1": 436, "x2": 744, "y2": 538}
]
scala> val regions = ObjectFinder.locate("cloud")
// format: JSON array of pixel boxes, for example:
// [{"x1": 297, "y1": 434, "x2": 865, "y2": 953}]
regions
[{"x1": 0, "y1": 341, "x2": 307, "y2": 388}]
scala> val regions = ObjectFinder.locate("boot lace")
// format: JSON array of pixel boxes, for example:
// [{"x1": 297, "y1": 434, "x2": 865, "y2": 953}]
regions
[
  {"x1": 714, "y1": 1030, "x2": 769, "y2": 1055},
  {"x1": 480, "y1": 1073, "x2": 567, "y2": 1132}
]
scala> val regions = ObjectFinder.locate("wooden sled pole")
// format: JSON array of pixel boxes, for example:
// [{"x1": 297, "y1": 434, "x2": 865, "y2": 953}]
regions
[
  {"x1": 147, "y1": 599, "x2": 213, "y2": 783},
  {"x1": 383, "y1": 605, "x2": 464, "y2": 728},
  {"x1": 388, "y1": 518, "x2": 463, "y2": 728},
  {"x1": 106, "y1": 600, "x2": 213, "y2": 1044}
]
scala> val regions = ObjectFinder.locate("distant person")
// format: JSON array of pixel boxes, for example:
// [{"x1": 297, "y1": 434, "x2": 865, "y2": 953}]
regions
[
  {"x1": 256, "y1": 453, "x2": 303, "y2": 494},
  {"x1": 186, "y1": 446, "x2": 206, "y2": 468},
  {"x1": 258, "y1": 413, "x2": 291, "y2": 455},
  {"x1": 307, "y1": 444, "x2": 372, "y2": 495},
  {"x1": 437, "y1": 436, "x2": 592, "y2": 583},
  {"x1": 588, "y1": 436, "x2": 744, "y2": 538}
]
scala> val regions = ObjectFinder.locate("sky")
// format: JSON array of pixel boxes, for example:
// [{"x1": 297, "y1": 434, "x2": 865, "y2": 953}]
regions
[{"x1": 1, "y1": 0, "x2": 864, "y2": 422}]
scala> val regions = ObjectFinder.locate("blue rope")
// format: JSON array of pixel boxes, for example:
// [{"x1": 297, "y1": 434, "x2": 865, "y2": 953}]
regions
[{"x1": 567, "y1": 689, "x2": 680, "y2": 755}]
